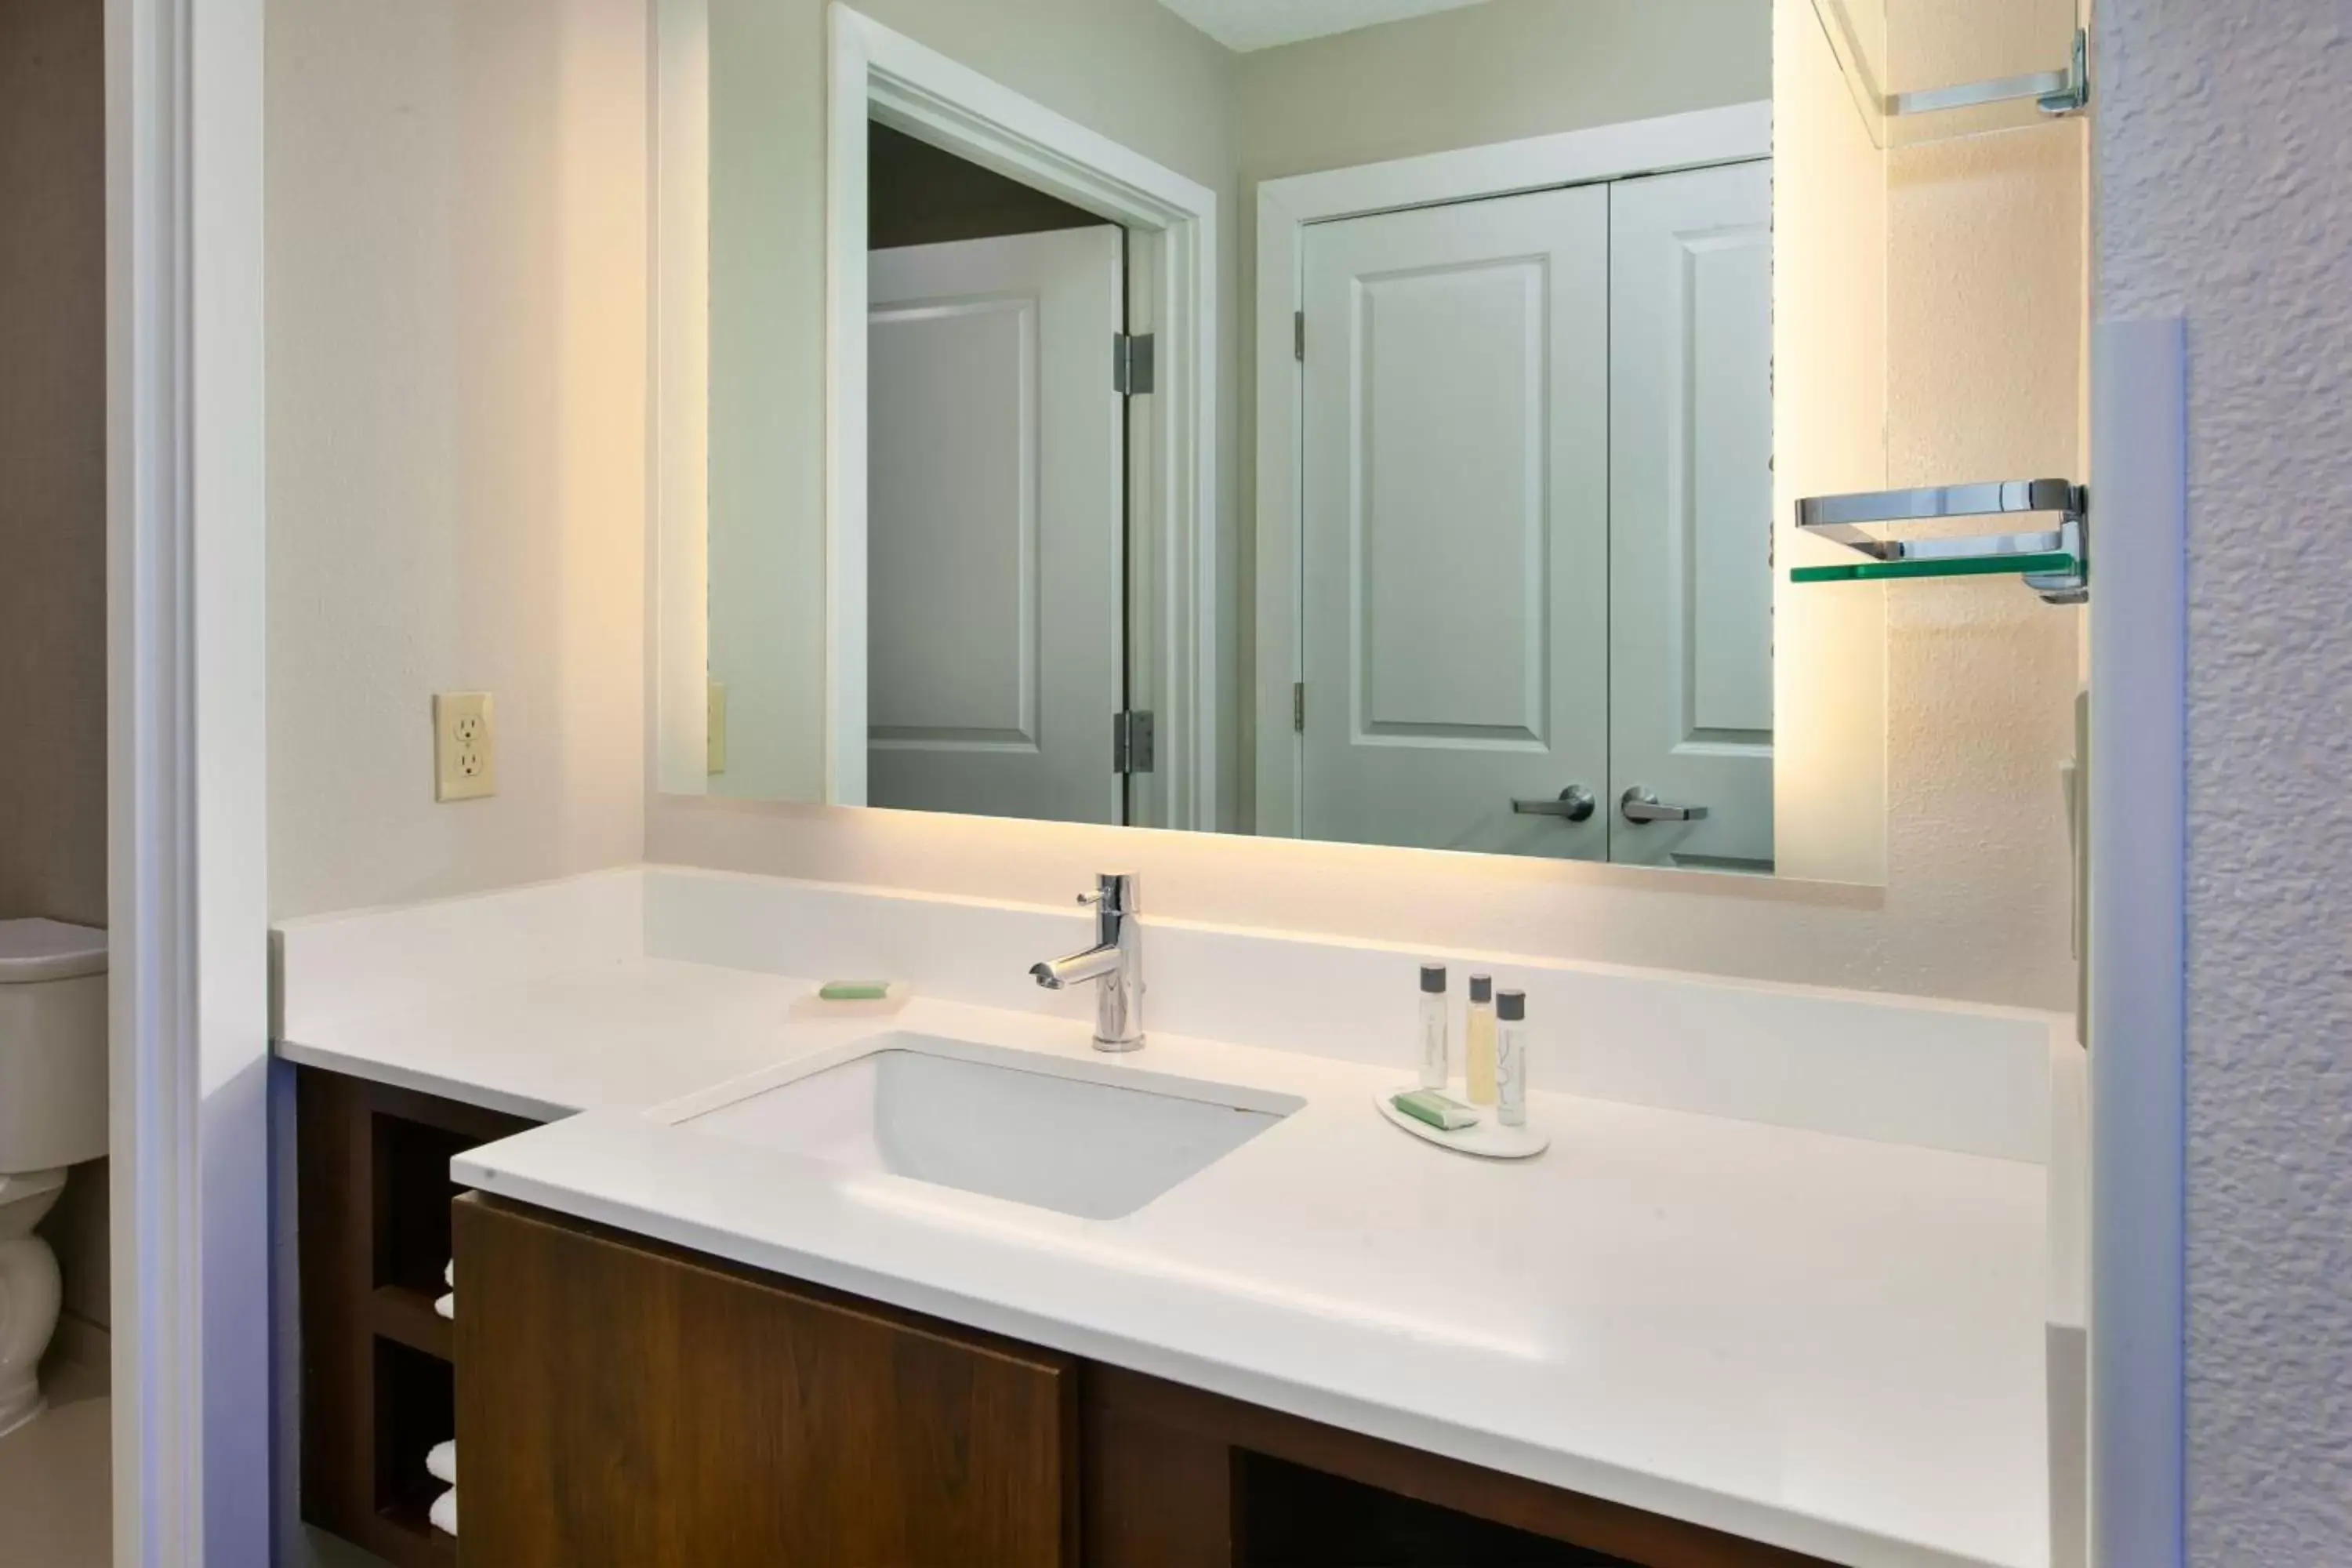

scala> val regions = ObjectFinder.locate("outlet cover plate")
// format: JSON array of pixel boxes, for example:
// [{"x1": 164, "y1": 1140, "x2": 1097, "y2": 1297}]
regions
[{"x1": 434, "y1": 691, "x2": 497, "y2": 802}]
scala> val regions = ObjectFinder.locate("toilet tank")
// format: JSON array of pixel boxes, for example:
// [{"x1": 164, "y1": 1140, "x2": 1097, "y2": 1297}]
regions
[{"x1": 0, "y1": 920, "x2": 109, "y2": 1174}]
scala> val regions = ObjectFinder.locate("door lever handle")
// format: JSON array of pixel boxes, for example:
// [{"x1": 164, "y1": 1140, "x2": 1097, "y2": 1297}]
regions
[
  {"x1": 1512, "y1": 785, "x2": 1595, "y2": 822},
  {"x1": 1620, "y1": 787, "x2": 1709, "y2": 824}
]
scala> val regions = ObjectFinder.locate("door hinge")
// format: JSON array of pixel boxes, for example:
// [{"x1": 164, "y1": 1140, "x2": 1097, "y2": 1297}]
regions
[
  {"x1": 1293, "y1": 682, "x2": 1305, "y2": 733},
  {"x1": 1294, "y1": 311, "x2": 1305, "y2": 362},
  {"x1": 1112, "y1": 710, "x2": 1156, "y2": 775},
  {"x1": 1112, "y1": 333, "x2": 1156, "y2": 396}
]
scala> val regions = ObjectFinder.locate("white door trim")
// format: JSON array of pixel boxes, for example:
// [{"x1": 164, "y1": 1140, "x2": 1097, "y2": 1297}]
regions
[
  {"x1": 826, "y1": 5, "x2": 1221, "y2": 829},
  {"x1": 108, "y1": 0, "x2": 274, "y2": 1557},
  {"x1": 2085, "y1": 315, "x2": 2188, "y2": 1565},
  {"x1": 1254, "y1": 100, "x2": 1772, "y2": 836}
]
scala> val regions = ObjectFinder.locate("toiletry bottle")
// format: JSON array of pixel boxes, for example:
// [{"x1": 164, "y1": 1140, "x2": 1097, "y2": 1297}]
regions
[
  {"x1": 1418, "y1": 964, "x2": 1450, "y2": 1089},
  {"x1": 1465, "y1": 974, "x2": 1497, "y2": 1104},
  {"x1": 1496, "y1": 989, "x2": 1528, "y2": 1127}
]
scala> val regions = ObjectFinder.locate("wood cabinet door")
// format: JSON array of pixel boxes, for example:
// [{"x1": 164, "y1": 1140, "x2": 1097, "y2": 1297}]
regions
[{"x1": 453, "y1": 1196, "x2": 1076, "y2": 1567}]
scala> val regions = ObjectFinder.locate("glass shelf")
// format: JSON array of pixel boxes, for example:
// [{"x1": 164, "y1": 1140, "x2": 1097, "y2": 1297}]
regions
[
  {"x1": 1791, "y1": 550, "x2": 2080, "y2": 584},
  {"x1": 1791, "y1": 479, "x2": 2088, "y2": 601}
]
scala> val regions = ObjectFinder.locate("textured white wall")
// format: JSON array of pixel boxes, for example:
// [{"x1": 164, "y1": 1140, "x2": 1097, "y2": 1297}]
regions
[
  {"x1": 267, "y1": 0, "x2": 651, "y2": 919},
  {"x1": 2095, "y1": 2, "x2": 2352, "y2": 1558},
  {"x1": 1878, "y1": 119, "x2": 2086, "y2": 1015}
]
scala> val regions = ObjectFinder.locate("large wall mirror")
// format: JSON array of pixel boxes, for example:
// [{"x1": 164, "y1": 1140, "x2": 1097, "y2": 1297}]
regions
[{"x1": 653, "y1": 0, "x2": 1937, "y2": 883}]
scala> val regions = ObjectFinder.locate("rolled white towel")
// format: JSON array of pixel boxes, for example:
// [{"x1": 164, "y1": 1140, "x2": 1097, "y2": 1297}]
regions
[
  {"x1": 429, "y1": 1486, "x2": 458, "y2": 1538},
  {"x1": 444, "y1": 1259, "x2": 454, "y2": 1288},
  {"x1": 426, "y1": 1440, "x2": 456, "y2": 1486},
  {"x1": 434, "y1": 1292, "x2": 455, "y2": 1320}
]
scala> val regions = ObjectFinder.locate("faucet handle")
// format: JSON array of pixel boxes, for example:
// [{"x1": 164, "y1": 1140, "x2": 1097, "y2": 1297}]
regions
[{"x1": 1084, "y1": 871, "x2": 1138, "y2": 914}]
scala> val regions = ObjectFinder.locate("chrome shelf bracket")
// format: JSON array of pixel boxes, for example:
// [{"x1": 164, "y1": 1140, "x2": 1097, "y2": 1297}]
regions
[{"x1": 1886, "y1": 27, "x2": 2089, "y2": 120}]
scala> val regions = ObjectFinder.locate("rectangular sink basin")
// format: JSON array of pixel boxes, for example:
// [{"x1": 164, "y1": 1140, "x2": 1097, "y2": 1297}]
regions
[{"x1": 674, "y1": 1033, "x2": 1302, "y2": 1221}]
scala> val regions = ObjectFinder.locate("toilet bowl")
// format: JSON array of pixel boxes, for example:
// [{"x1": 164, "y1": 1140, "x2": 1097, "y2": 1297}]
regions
[
  {"x1": 0, "y1": 920, "x2": 108, "y2": 1440},
  {"x1": 0, "y1": 1170, "x2": 69, "y2": 1436}
]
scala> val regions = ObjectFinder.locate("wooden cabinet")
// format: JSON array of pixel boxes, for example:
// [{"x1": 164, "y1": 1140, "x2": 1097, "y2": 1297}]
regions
[
  {"x1": 452, "y1": 1195, "x2": 1077, "y2": 1566},
  {"x1": 1083, "y1": 1367, "x2": 1829, "y2": 1568},
  {"x1": 298, "y1": 1069, "x2": 1829, "y2": 1568},
  {"x1": 296, "y1": 1069, "x2": 538, "y2": 1566}
]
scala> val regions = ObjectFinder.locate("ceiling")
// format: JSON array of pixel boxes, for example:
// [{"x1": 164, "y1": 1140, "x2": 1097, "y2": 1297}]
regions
[{"x1": 1153, "y1": 0, "x2": 1497, "y2": 53}]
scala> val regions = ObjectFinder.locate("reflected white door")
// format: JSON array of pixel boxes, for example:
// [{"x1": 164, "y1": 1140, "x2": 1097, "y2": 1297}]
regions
[
  {"x1": 1300, "y1": 185, "x2": 1610, "y2": 857},
  {"x1": 1607, "y1": 162, "x2": 1774, "y2": 869},
  {"x1": 867, "y1": 227, "x2": 1124, "y2": 822}
]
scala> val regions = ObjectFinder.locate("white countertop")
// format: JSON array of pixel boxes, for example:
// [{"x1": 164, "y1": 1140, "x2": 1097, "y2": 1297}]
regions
[{"x1": 279, "y1": 953, "x2": 2053, "y2": 1568}]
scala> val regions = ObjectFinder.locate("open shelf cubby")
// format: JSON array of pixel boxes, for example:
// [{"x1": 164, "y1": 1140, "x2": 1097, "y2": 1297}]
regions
[
  {"x1": 297, "y1": 1068, "x2": 538, "y2": 1568},
  {"x1": 1236, "y1": 1450, "x2": 1636, "y2": 1567}
]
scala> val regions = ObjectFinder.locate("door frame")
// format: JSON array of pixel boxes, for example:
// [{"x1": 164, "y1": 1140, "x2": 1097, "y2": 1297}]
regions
[
  {"x1": 108, "y1": 0, "x2": 274, "y2": 1557},
  {"x1": 826, "y1": 5, "x2": 1221, "y2": 829},
  {"x1": 1253, "y1": 101, "x2": 1772, "y2": 837}
]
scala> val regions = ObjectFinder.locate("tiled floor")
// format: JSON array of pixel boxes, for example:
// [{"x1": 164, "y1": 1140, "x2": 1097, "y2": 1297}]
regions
[{"x1": 0, "y1": 1347, "x2": 111, "y2": 1568}]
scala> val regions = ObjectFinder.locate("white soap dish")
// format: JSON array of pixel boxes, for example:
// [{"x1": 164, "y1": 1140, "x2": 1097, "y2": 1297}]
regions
[{"x1": 1374, "y1": 1087, "x2": 1550, "y2": 1160}]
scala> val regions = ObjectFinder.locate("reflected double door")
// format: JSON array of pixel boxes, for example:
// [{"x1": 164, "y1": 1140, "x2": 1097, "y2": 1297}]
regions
[{"x1": 1300, "y1": 160, "x2": 1773, "y2": 868}]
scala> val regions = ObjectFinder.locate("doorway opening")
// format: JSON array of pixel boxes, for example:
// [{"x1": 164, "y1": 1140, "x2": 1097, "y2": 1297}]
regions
[
  {"x1": 825, "y1": 7, "x2": 1221, "y2": 829},
  {"x1": 863, "y1": 123, "x2": 1136, "y2": 826}
]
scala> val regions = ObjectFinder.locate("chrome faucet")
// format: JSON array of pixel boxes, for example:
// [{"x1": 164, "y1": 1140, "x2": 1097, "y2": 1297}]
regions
[{"x1": 1029, "y1": 872, "x2": 1145, "y2": 1051}]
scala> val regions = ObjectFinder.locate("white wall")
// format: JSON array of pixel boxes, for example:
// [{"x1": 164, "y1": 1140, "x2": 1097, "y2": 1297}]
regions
[
  {"x1": 266, "y1": 0, "x2": 650, "y2": 920},
  {"x1": 1236, "y1": 0, "x2": 1770, "y2": 182},
  {"x1": 2096, "y1": 2, "x2": 2352, "y2": 1556}
]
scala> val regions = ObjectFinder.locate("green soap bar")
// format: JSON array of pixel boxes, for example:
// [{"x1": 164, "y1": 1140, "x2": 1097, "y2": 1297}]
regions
[
  {"x1": 816, "y1": 981, "x2": 891, "y2": 1001},
  {"x1": 1392, "y1": 1089, "x2": 1479, "y2": 1131}
]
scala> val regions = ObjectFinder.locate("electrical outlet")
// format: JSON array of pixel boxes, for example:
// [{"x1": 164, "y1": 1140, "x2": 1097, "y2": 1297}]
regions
[
  {"x1": 706, "y1": 680, "x2": 728, "y2": 775},
  {"x1": 433, "y1": 691, "x2": 497, "y2": 802}
]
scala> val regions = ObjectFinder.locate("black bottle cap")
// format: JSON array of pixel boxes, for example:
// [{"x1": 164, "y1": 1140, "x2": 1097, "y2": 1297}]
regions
[
  {"x1": 1419, "y1": 963, "x2": 1447, "y2": 994},
  {"x1": 1468, "y1": 974, "x2": 1493, "y2": 1004},
  {"x1": 1497, "y1": 989, "x2": 1526, "y2": 1022}
]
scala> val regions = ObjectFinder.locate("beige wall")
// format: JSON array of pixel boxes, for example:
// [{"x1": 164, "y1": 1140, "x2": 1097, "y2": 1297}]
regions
[
  {"x1": 267, "y1": 0, "x2": 650, "y2": 920},
  {"x1": 700, "y1": 0, "x2": 1239, "y2": 804},
  {"x1": 2, "y1": 0, "x2": 111, "y2": 1334},
  {"x1": 0, "y1": 0, "x2": 107, "y2": 933},
  {"x1": 1875, "y1": 121, "x2": 2085, "y2": 1011},
  {"x1": 1238, "y1": 0, "x2": 1770, "y2": 182}
]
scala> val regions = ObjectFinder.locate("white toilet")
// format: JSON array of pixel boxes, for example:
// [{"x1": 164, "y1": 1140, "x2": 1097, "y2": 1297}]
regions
[{"x1": 0, "y1": 919, "x2": 108, "y2": 1439}]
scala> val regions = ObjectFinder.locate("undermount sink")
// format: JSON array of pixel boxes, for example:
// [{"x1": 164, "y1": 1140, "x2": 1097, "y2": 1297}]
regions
[{"x1": 673, "y1": 1033, "x2": 1302, "y2": 1221}]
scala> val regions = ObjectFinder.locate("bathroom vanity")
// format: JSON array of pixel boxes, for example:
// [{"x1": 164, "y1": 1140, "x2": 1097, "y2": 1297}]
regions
[
  {"x1": 278, "y1": 867, "x2": 2084, "y2": 1568},
  {"x1": 296, "y1": 1055, "x2": 1828, "y2": 1566},
  {"x1": 448, "y1": 1187, "x2": 1827, "y2": 1567}
]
